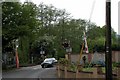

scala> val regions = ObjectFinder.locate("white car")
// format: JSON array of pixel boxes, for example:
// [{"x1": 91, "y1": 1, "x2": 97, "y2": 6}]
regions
[{"x1": 41, "y1": 58, "x2": 57, "y2": 68}]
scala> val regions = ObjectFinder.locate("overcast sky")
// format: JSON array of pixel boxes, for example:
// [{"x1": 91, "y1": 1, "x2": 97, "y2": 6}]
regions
[{"x1": 21, "y1": 0, "x2": 120, "y2": 34}]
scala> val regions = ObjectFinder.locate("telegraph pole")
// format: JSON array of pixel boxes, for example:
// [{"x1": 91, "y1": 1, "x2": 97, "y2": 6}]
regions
[{"x1": 105, "y1": 0, "x2": 112, "y2": 80}]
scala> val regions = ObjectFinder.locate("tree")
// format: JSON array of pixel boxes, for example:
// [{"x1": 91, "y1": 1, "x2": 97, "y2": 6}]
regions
[
  {"x1": 2, "y1": 2, "x2": 119, "y2": 66},
  {"x1": 2, "y1": 2, "x2": 40, "y2": 64}
]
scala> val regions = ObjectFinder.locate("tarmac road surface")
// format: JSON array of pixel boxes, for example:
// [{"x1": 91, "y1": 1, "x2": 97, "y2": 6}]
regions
[{"x1": 2, "y1": 65, "x2": 57, "y2": 80}]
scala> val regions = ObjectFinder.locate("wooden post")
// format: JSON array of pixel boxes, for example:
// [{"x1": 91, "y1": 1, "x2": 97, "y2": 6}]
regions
[
  {"x1": 76, "y1": 65, "x2": 82, "y2": 78},
  {"x1": 97, "y1": 67, "x2": 102, "y2": 74},
  {"x1": 64, "y1": 66, "x2": 67, "y2": 78},
  {"x1": 65, "y1": 53, "x2": 71, "y2": 63},
  {"x1": 117, "y1": 67, "x2": 120, "y2": 78},
  {"x1": 57, "y1": 64, "x2": 60, "y2": 78},
  {"x1": 65, "y1": 54, "x2": 68, "y2": 60},
  {"x1": 76, "y1": 68, "x2": 79, "y2": 78},
  {"x1": 68, "y1": 53, "x2": 71, "y2": 62},
  {"x1": 93, "y1": 67, "x2": 98, "y2": 78}
]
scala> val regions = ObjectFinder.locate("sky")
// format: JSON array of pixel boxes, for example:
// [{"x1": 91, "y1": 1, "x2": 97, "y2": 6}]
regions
[{"x1": 21, "y1": 0, "x2": 120, "y2": 34}]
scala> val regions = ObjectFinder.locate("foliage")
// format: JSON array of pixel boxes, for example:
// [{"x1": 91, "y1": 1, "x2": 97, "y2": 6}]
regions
[
  {"x1": 68, "y1": 63, "x2": 77, "y2": 72},
  {"x1": 58, "y1": 58, "x2": 77, "y2": 72},
  {"x1": 112, "y1": 62, "x2": 120, "y2": 67},
  {"x1": 2, "y1": 2, "x2": 40, "y2": 64},
  {"x1": 87, "y1": 25, "x2": 118, "y2": 52},
  {"x1": 2, "y1": 2, "x2": 119, "y2": 65},
  {"x1": 58, "y1": 58, "x2": 69, "y2": 65}
]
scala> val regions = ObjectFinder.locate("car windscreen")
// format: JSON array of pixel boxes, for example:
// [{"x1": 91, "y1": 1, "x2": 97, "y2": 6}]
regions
[{"x1": 44, "y1": 60, "x2": 53, "y2": 62}]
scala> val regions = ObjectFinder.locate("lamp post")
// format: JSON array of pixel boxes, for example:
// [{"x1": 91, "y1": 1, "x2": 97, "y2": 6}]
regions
[{"x1": 15, "y1": 39, "x2": 19, "y2": 68}]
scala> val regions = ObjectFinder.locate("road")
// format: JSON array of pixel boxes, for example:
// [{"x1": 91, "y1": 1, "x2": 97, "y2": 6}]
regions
[{"x1": 2, "y1": 65, "x2": 58, "y2": 80}]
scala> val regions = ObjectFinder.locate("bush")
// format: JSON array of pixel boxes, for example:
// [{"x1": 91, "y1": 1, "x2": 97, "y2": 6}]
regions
[
  {"x1": 112, "y1": 44, "x2": 120, "y2": 51},
  {"x1": 68, "y1": 63, "x2": 77, "y2": 72},
  {"x1": 112, "y1": 62, "x2": 120, "y2": 67},
  {"x1": 58, "y1": 58, "x2": 69, "y2": 65}
]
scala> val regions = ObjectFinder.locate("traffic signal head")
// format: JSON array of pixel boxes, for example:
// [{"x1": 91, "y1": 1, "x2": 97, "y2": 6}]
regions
[{"x1": 62, "y1": 42, "x2": 69, "y2": 48}]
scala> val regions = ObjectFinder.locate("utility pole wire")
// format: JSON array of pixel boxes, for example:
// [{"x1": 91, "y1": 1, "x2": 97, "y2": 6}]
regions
[
  {"x1": 78, "y1": 0, "x2": 96, "y2": 65},
  {"x1": 86, "y1": 0, "x2": 96, "y2": 31},
  {"x1": 89, "y1": 0, "x2": 96, "y2": 22}
]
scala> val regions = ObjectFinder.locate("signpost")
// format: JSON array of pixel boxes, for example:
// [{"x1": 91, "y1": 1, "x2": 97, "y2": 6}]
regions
[{"x1": 62, "y1": 39, "x2": 72, "y2": 62}]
